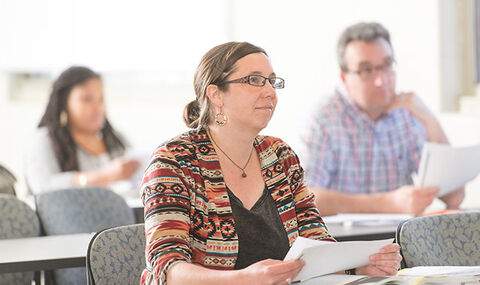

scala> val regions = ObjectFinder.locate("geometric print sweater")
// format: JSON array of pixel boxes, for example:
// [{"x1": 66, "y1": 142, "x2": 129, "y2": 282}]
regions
[{"x1": 140, "y1": 128, "x2": 335, "y2": 284}]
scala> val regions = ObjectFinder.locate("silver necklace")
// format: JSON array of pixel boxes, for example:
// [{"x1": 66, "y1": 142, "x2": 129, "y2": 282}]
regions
[{"x1": 208, "y1": 130, "x2": 254, "y2": 178}]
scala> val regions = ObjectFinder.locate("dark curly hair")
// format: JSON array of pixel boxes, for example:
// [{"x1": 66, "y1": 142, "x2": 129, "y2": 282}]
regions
[{"x1": 38, "y1": 66, "x2": 126, "y2": 171}]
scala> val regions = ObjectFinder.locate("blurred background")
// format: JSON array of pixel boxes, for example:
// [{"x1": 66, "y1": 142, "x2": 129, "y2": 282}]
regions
[{"x1": 1, "y1": 0, "x2": 479, "y2": 207}]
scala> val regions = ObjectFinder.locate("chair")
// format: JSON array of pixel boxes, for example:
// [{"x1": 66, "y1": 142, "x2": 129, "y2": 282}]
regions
[
  {"x1": 36, "y1": 188, "x2": 136, "y2": 285},
  {"x1": 396, "y1": 212, "x2": 480, "y2": 268},
  {"x1": 0, "y1": 194, "x2": 40, "y2": 285},
  {"x1": 86, "y1": 223, "x2": 145, "y2": 285},
  {"x1": 0, "y1": 164, "x2": 16, "y2": 195}
]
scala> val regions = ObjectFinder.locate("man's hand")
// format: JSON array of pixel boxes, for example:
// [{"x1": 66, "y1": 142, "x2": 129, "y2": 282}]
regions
[
  {"x1": 440, "y1": 187, "x2": 465, "y2": 209},
  {"x1": 388, "y1": 92, "x2": 434, "y2": 122},
  {"x1": 384, "y1": 185, "x2": 439, "y2": 215}
]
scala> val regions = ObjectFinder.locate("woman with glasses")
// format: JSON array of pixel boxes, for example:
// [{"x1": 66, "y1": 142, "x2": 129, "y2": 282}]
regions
[{"x1": 141, "y1": 42, "x2": 402, "y2": 285}]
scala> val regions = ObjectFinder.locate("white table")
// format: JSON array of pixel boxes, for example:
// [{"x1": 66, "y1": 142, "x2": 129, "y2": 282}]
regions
[
  {"x1": 0, "y1": 233, "x2": 94, "y2": 273},
  {"x1": 126, "y1": 197, "x2": 397, "y2": 241},
  {"x1": 328, "y1": 224, "x2": 397, "y2": 241},
  {"x1": 125, "y1": 197, "x2": 142, "y2": 208},
  {"x1": 303, "y1": 274, "x2": 480, "y2": 284},
  {"x1": 299, "y1": 274, "x2": 369, "y2": 285}
]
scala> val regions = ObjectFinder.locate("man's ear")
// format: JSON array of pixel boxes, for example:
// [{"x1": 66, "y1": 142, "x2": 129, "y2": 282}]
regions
[{"x1": 206, "y1": 84, "x2": 223, "y2": 108}]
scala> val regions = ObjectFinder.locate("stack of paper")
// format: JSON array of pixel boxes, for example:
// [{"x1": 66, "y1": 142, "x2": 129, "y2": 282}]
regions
[
  {"x1": 284, "y1": 237, "x2": 393, "y2": 282},
  {"x1": 300, "y1": 267, "x2": 480, "y2": 284},
  {"x1": 415, "y1": 143, "x2": 480, "y2": 196},
  {"x1": 342, "y1": 275, "x2": 480, "y2": 285},
  {"x1": 398, "y1": 266, "x2": 480, "y2": 277}
]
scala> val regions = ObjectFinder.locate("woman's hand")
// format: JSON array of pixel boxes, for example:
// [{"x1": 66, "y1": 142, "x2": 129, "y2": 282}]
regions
[
  {"x1": 105, "y1": 158, "x2": 140, "y2": 181},
  {"x1": 355, "y1": 243, "x2": 402, "y2": 276},
  {"x1": 237, "y1": 259, "x2": 304, "y2": 285}
]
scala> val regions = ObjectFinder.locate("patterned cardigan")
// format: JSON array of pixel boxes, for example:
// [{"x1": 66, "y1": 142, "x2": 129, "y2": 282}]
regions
[{"x1": 140, "y1": 128, "x2": 334, "y2": 285}]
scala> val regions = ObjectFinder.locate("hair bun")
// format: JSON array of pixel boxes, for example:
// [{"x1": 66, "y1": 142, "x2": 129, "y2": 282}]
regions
[{"x1": 183, "y1": 100, "x2": 200, "y2": 128}]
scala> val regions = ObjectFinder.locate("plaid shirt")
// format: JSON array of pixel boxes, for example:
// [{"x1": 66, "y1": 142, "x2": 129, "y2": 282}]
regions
[{"x1": 304, "y1": 87, "x2": 427, "y2": 194}]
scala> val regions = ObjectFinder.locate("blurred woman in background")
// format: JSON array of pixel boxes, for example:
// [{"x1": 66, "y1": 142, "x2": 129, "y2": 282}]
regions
[{"x1": 26, "y1": 66, "x2": 140, "y2": 194}]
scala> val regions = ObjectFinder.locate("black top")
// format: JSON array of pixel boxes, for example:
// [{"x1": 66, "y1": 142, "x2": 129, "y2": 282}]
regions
[{"x1": 227, "y1": 186, "x2": 290, "y2": 270}]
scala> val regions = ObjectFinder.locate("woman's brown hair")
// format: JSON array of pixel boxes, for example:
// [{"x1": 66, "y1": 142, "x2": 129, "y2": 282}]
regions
[{"x1": 183, "y1": 42, "x2": 266, "y2": 129}]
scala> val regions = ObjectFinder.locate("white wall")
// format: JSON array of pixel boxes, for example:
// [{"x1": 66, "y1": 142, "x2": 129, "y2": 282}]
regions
[
  {"x1": 230, "y1": 0, "x2": 443, "y2": 153},
  {"x1": 0, "y1": 0, "x2": 230, "y2": 72},
  {"x1": 1, "y1": 0, "x2": 479, "y2": 208}
]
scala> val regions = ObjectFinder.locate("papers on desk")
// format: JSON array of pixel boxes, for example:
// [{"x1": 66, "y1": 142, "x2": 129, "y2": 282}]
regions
[
  {"x1": 284, "y1": 237, "x2": 393, "y2": 282},
  {"x1": 301, "y1": 267, "x2": 480, "y2": 285},
  {"x1": 343, "y1": 275, "x2": 480, "y2": 285},
  {"x1": 414, "y1": 143, "x2": 480, "y2": 196},
  {"x1": 398, "y1": 266, "x2": 480, "y2": 277},
  {"x1": 322, "y1": 213, "x2": 412, "y2": 227},
  {"x1": 299, "y1": 274, "x2": 367, "y2": 285}
]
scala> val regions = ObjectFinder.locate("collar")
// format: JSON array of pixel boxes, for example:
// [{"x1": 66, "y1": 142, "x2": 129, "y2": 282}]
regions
[{"x1": 335, "y1": 83, "x2": 394, "y2": 129}]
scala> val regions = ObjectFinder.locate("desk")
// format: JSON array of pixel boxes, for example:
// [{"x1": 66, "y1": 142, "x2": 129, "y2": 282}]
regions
[
  {"x1": 0, "y1": 233, "x2": 93, "y2": 274},
  {"x1": 300, "y1": 274, "x2": 369, "y2": 284},
  {"x1": 328, "y1": 224, "x2": 397, "y2": 241},
  {"x1": 304, "y1": 274, "x2": 480, "y2": 284},
  {"x1": 126, "y1": 198, "x2": 397, "y2": 241},
  {"x1": 126, "y1": 197, "x2": 144, "y2": 223}
]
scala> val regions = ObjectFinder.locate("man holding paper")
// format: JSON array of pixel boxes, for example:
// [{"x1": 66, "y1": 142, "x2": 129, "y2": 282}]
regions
[{"x1": 304, "y1": 22, "x2": 464, "y2": 216}]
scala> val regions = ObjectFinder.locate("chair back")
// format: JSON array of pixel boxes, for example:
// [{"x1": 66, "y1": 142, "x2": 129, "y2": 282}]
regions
[
  {"x1": 36, "y1": 188, "x2": 135, "y2": 285},
  {"x1": 0, "y1": 194, "x2": 40, "y2": 284},
  {"x1": 0, "y1": 165, "x2": 16, "y2": 195},
  {"x1": 87, "y1": 223, "x2": 146, "y2": 285},
  {"x1": 396, "y1": 212, "x2": 480, "y2": 268}
]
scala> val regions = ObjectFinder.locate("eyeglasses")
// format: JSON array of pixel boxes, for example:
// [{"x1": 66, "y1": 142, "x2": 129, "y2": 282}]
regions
[
  {"x1": 223, "y1": 75, "x2": 285, "y2": 89},
  {"x1": 346, "y1": 60, "x2": 396, "y2": 81}
]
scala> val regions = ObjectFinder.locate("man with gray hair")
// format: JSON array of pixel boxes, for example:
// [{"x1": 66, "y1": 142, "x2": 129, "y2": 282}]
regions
[{"x1": 304, "y1": 22, "x2": 464, "y2": 216}]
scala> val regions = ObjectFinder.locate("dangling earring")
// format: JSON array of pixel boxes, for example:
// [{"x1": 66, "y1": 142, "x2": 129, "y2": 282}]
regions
[
  {"x1": 60, "y1": 111, "x2": 68, "y2": 127},
  {"x1": 215, "y1": 110, "x2": 227, "y2": 126}
]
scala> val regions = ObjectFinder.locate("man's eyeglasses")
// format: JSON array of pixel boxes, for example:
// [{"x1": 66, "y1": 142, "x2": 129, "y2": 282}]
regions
[
  {"x1": 223, "y1": 75, "x2": 285, "y2": 89},
  {"x1": 346, "y1": 60, "x2": 396, "y2": 81}
]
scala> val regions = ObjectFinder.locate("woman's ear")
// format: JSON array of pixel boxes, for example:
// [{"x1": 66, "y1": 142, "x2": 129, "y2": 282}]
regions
[
  {"x1": 340, "y1": 71, "x2": 347, "y2": 83},
  {"x1": 206, "y1": 84, "x2": 223, "y2": 108}
]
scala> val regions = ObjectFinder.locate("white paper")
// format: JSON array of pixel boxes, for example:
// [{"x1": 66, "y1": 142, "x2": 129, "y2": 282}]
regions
[
  {"x1": 284, "y1": 237, "x2": 394, "y2": 282},
  {"x1": 323, "y1": 214, "x2": 412, "y2": 227},
  {"x1": 109, "y1": 148, "x2": 152, "y2": 197},
  {"x1": 398, "y1": 266, "x2": 480, "y2": 277},
  {"x1": 125, "y1": 148, "x2": 152, "y2": 184},
  {"x1": 299, "y1": 274, "x2": 367, "y2": 285},
  {"x1": 415, "y1": 143, "x2": 480, "y2": 196}
]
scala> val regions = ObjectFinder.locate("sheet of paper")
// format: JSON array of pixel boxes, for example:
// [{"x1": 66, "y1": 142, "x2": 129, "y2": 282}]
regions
[
  {"x1": 348, "y1": 275, "x2": 480, "y2": 285},
  {"x1": 299, "y1": 274, "x2": 367, "y2": 285},
  {"x1": 284, "y1": 237, "x2": 394, "y2": 282},
  {"x1": 124, "y1": 148, "x2": 153, "y2": 188},
  {"x1": 322, "y1": 214, "x2": 412, "y2": 227},
  {"x1": 109, "y1": 148, "x2": 152, "y2": 197},
  {"x1": 398, "y1": 266, "x2": 480, "y2": 277},
  {"x1": 415, "y1": 143, "x2": 480, "y2": 196}
]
